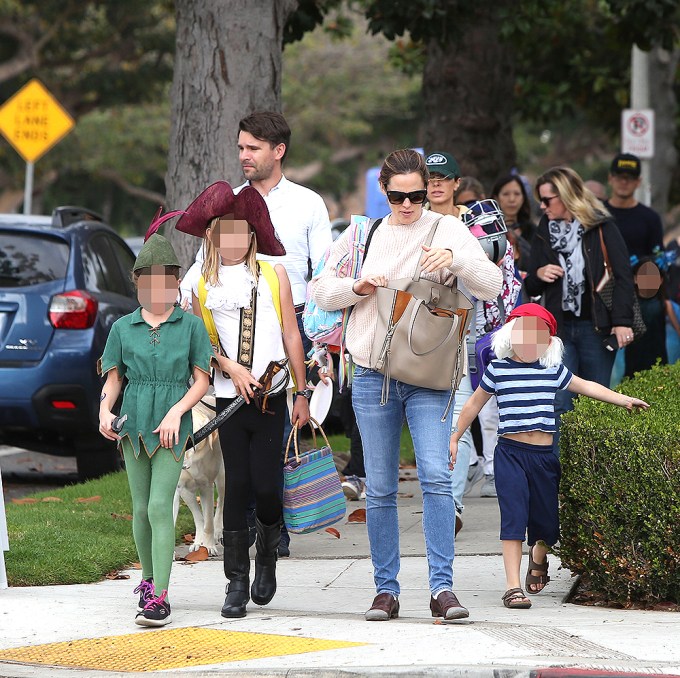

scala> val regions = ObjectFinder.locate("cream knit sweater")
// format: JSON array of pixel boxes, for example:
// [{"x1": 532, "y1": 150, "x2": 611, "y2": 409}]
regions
[{"x1": 310, "y1": 209, "x2": 503, "y2": 367}]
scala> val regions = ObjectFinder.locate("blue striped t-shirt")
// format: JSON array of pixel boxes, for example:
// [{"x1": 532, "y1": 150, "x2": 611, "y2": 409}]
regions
[{"x1": 479, "y1": 358, "x2": 574, "y2": 435}]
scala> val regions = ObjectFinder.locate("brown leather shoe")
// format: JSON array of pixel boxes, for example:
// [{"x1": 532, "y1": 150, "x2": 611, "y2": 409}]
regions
[
  {"x1": 365, "y1": 593, "x2": 399, "y2": 621},
  {"x1": 430, "y1": 591, "x2": 469, "y2": 620}
]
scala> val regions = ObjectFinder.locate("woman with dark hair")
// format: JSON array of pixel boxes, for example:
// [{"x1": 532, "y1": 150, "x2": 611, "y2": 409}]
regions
[
  {"x1": 523, "y1": 166, "x2": 635, "y2": 454},
  {"x1": 312, "y1": 149, "x2": 502, "y2": 622},
  {"x1": 491, "y1": 175, "x2": 534, "y2": 276}
]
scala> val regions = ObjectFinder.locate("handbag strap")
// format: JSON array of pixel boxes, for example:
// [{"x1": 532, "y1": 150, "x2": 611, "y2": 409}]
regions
[
  {"x1": 411, "y1": 216, "x2": 444, "y2": 282},
  {"x1": 599, "y1": 227, "x2": 612, "y2": 273},
  {"x1": 283, "y1": 417, "x2": 332, "y2": 464}
]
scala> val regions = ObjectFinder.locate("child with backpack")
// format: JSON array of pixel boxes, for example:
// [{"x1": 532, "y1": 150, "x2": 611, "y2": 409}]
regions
[
  {"x1": 98, "y1": 221, "x2": 213, "y2": 627},
  {"x1": 174, "y1": 181, "x2": 309, "y2": 619},
  {"x1": 449, "y1": 303, "x2": 649, "y2": 609}
]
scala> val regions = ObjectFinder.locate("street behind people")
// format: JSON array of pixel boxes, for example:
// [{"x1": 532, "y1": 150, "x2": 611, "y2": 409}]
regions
[
  {"x1": 449, "y1": 304, "x2": 649, "y2": 610},
  {"x1": 523, "y1": 166, "x2": 636, "y2": 455},
  {"x1": 311, "y1": 148, "x2": 502, "y2": 622},
  {"x1": 175, "y1": 181, "x2": 310, "y2": 619},
  {"x1": 98, "y1": 228, "x2": 213, "y2": 627}
]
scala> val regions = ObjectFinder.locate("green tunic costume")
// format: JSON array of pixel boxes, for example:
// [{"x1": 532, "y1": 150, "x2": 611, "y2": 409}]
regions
[{"x1": 99, "y1": 305, "x2": 213, "y2": 460}]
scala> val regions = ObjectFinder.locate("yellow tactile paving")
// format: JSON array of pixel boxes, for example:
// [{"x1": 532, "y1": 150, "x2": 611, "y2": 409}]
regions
[{"x1": 0, "y1": 627, "x2": 366, "y2": 672}]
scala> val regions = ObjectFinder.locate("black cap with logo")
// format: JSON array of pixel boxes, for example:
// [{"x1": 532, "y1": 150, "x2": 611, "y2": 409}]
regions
[{"x1": 610, "y1": 153, "x2": 641, "y2": 178}]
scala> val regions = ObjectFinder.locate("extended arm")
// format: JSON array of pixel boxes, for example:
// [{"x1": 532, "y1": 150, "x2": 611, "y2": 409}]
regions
[{"x1": 567, "y1": 375, "x2": 649, "y2": 411}]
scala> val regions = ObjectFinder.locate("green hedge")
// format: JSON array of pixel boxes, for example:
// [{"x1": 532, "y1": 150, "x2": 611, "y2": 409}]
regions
[{"x1": 559, "y1": 361, "x2": 680, "y2": 605}]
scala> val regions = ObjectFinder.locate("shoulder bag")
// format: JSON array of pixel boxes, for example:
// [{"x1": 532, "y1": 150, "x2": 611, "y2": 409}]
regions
[
  {"x1": 595, "y1": 227, "x2": 646, "y2": 341},
  {"x1": 368, "y1": 217, "x2": 474, "y2": 418}
]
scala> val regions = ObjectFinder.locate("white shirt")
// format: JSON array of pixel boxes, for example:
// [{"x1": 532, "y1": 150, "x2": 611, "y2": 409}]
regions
[
  {"x1": 191, "y1": 264, "x2": 286, "y2": 398},
  {"x1": 180, "y1": 246, "x2": 204, "y2": 311},
  {"x1": 236, "y1": 176, "x2": 332, "y2": 306}
]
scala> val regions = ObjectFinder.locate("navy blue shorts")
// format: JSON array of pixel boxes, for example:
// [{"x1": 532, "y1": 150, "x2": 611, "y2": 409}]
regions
[{"x1": 494, "y1": 437, "x2": 561, "y2": 546}]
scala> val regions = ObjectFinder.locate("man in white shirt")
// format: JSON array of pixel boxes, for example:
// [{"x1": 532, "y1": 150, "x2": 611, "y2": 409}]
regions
[
  {"x1": 236, "y1": 111, "x2": 332, "y2": 317},
  {"x1": 235, "y1": 111, "x2": 332, "y2": 557}
]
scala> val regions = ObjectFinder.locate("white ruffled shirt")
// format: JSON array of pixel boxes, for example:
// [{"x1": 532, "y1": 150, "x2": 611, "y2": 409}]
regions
[{"x1": 191, "y1": 264, "x2": 286, "y2": 398}]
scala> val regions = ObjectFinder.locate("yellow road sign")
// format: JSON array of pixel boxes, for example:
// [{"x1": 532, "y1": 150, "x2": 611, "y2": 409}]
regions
[{"x1": 0, "y1": 79, "x2": 75, "y2": 163}]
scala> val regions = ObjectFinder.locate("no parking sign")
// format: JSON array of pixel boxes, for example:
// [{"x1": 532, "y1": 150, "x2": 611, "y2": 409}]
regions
[{"x1": 621, "y1": 109, "x2": 654, "y2": 158}]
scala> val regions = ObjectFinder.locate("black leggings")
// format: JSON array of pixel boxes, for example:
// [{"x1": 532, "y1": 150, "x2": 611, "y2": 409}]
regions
[{"x1": 217, "y1": 394, "x2": 286, "y2": 530}]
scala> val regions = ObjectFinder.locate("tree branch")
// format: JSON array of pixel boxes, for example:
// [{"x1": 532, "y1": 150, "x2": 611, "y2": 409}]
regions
[{"x1": 96, "y1": 169, "x2": 165, "y2": 205}]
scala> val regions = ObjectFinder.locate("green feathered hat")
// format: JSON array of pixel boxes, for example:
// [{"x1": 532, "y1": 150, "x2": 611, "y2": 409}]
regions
[{"x1": 133, "y1": 234, "x2": 180, "y2": 272}]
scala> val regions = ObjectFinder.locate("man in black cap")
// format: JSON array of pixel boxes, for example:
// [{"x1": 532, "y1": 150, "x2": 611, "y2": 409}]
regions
[
  {"x1": 605, "y1": 153, "x2": 663, "y2": 259},
  {"x1": 605, "y1": 152, "x2": 666, "y2": 376}
]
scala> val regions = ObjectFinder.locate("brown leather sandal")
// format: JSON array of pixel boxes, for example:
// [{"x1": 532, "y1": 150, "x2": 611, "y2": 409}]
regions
[
  {"x1": 502, "y1": 587, "x2": 532, "y2": 609},
  {"x1": 526, "y1": 545, "x2": 550, "y2": 594}
]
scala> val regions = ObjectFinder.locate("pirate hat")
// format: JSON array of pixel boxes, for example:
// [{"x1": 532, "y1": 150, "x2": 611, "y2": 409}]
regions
[{"x1": 174, "y1": 181, "x2": 285, "y2": 256}]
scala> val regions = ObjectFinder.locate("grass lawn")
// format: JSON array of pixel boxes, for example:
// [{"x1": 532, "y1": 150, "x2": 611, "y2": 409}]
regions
[
  {"x1": 4, "y1": 471, "x2": 194, "y2": 587},
  {"x1": 303, "y1": 425, "x2": 415, "y2": 465}
]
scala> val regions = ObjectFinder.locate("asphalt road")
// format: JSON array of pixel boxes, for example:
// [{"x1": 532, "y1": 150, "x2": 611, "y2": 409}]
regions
[{"x1": 0, "y1": 446, "x2": 78, "y2": 503}]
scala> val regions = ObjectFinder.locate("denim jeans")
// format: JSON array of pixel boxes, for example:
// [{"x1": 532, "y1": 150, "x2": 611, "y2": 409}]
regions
[
  {"x1": 352, "y1": 367, "x2": 455, "y2": 598},
  {"x1": 554, "y1": 317, "x2": 615, "y2": 456},
  {"x1": 451, "y1": 374, "x2": 474, "y2": 512}
]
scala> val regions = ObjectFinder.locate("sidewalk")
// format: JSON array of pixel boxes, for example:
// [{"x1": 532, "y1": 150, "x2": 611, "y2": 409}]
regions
[{"x1": 0, "y1": 469, "x2": 678, "y2": 677}]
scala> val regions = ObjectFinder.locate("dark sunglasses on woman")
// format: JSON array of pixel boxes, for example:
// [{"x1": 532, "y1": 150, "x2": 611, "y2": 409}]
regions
[{"x1": 386, "y1": 189, "x2": 428, "y2": 205}]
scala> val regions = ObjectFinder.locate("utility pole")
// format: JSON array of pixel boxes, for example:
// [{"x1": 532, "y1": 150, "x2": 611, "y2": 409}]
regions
[{"x1": 630, "y1": 46, "x2": 652, "y2": 205}]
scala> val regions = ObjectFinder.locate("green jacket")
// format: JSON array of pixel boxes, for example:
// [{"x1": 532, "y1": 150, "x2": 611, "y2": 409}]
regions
[{"x1": 99, "y1": 306, "x2": 212, "y2": 460}]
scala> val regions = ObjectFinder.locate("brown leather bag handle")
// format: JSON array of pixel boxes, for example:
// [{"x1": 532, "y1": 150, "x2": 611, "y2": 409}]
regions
[{"x1": 599, "y1": 227, "x2": 611, "y2": 273}]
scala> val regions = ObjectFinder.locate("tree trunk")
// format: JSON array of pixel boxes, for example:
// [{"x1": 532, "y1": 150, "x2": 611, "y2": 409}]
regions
[
  {"x1": 422, "y1": 16, "x2": 516, "y2": 194},
  {"x1": 166, "y1": 0, "x2": 298, "y2": 267},
  {"x1": 648, "y1": 44, "x2": 678, "y2": 225}
]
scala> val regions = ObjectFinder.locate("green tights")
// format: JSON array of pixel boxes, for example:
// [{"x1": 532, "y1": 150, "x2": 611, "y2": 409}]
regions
[{"x1": 122, "y1": 439, "x2": 183, "y2": 593}]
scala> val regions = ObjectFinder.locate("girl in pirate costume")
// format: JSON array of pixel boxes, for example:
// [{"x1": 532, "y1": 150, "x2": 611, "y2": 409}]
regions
[
  {"x1": 99, "y1": 215, "x2": 213, "y2": 627},
  {"x1": 175, "y1": 181, "x2": 309, "y2": 618}
]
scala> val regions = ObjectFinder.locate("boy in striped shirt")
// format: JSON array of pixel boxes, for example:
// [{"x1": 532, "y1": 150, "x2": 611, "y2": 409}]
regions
[{"x1": 449, "y1": 304, "x2": 648, "y2": 609}]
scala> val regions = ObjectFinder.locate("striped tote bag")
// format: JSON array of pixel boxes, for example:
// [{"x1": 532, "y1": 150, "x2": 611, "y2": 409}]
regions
[{"x1": 283, "y1": 420, "x2": 346, "y2": 534}]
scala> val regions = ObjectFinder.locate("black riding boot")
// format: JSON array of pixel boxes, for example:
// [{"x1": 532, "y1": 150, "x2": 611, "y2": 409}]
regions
[
  {"x1": 251, "y1": 518, "x2": 280, "y2": 606},
  {"x1": 221, "y1": 530, "x2": 250, "y2": 618}
]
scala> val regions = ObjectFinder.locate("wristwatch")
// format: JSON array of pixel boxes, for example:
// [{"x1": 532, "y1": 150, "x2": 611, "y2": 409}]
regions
[{"x1": 293, "y1": 389, "x2": 313, "y2": 400}]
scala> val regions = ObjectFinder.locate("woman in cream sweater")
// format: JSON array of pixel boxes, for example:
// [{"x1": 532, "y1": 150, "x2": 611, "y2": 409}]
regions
[{"x1": 311, "y1": 149, "x2": 502, "y2": 622}]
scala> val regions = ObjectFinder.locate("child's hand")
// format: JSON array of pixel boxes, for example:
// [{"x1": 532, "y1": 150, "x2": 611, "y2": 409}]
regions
[
  {"x1": 99, "y1": 410, "x2": 121, "y2": 442},
  {"x1": 448, "y1": 436, "x2": 459, "y2": 470},
  {"x1": 153, "y1": 406, "x2": 182, "y2": 448},
  {"x1": 227, "y1": 362, "x2": 262, "y2": 403},
  {"x1": 624, "y1": 396, "x2": 650, "y2": 411},
  {"x1": 291, "y1": 396, "x2": 310, "y2": 428}
]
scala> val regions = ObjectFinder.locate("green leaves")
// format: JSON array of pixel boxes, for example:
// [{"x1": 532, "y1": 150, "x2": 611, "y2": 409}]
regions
[{"x1": 560, "y1": 361, "x2": 680, "y2": 606}]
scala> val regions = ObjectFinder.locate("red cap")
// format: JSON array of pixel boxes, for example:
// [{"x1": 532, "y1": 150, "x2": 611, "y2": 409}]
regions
[{"x1": 506, "y1": 303, "x2": 558, "y2": 336}]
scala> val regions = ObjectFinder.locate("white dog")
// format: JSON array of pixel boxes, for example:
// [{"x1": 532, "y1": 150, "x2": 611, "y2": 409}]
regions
[{"x1": 173, "y1": 396, "x2": 225, "y2": 556}]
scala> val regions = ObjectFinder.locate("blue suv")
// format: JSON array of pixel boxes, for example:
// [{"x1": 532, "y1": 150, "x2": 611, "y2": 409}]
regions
[{"x1": 0, "y1": 207, "x2": 138, "y2": 479}]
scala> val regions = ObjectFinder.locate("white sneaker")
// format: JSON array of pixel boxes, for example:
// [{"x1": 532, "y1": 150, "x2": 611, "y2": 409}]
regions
[
  {"x1": 480, "y1": 474, "x2": 497, "y2": 498},
  {"x1": 464, "y1": 461, "x2": 484, "y2": 497},
  {"x1": 342, "y1": 475, "x2": 366, "y2": 500}
]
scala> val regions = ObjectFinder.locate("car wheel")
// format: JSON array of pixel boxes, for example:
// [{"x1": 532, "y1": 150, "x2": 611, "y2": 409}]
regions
[{"x1": 75, "y1": 438, "x2": 122, "y2": 481}]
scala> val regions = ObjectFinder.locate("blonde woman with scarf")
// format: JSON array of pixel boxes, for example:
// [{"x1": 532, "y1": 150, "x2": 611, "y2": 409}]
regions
[{"x1": 523, "y1": 166, "x2": 635, "y2": 455}]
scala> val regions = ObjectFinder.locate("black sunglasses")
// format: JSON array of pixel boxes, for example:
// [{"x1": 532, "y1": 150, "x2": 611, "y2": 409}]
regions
[
  {"x1": 539, "y1": 195, "x2": 559, "y2": 207},
  {"x1": 386, "y1": 189, "x2": 428, "y2": 205}
]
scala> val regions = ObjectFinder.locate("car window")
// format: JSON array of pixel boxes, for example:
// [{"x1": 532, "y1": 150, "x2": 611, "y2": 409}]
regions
[
  {"x1": 84, "y1": 235, "x2": 130, "y2": 296},
  {"x1": 0, "y1": 233, "x2": 69, "y2": 287},
  {"x1": 107, "y1": 238, "x2": 136, "y2": 297}
]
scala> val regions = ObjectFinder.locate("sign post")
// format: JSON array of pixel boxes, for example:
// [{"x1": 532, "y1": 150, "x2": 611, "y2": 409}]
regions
[
  {"x1": 0, "y1": 79, "x2": 75, "y2": 214},
  {"x1": 621, "y1": 109, "x2": 655, "y2": 158}
]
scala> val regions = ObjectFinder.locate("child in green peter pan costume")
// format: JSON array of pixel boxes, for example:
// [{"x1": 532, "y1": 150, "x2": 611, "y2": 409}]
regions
[{"x1": 99, "y1": 212, "x2": 213, "y2": 627}]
